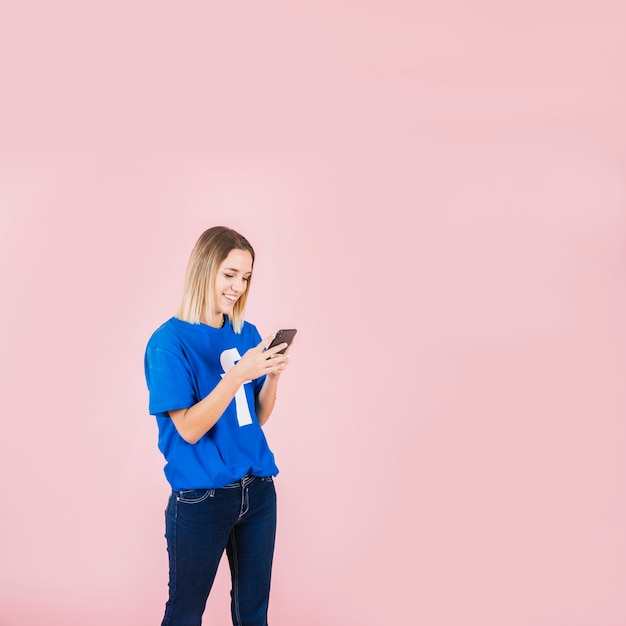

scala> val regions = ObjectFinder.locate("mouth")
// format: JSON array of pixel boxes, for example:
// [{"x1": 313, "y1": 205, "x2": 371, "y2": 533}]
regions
[{"x1": 223, "y1": 294, "x2": 238, "y2": 304}]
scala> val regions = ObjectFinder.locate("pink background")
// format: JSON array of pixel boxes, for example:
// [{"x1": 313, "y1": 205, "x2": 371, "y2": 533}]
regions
[{"x1": 1, "y1": 1, "x2": 626, "y2": 624}]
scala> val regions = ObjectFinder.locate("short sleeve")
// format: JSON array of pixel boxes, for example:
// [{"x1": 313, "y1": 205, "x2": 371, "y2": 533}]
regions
[{"x1": 144, "y1": 339, "x2": 197, "y2": 417}]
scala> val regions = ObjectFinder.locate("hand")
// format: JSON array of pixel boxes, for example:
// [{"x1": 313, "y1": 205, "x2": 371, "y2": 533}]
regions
[
  {"x1": 233, "y1": 334, "x2": 290, "y2": 383},
  {"x1": 265, "y1": 342, "x2": 291, "y2": 380}
]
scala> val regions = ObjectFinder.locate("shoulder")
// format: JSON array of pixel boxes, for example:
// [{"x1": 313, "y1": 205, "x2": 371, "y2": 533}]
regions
[
  {"x1": 241, "y1": 319, "x2": 259, "y2": 334},
  {"x1": 146, "y1": 318, "x2": 194, "y2": 352},
  {"x1": 239, "y1": 320, "x2": 262, "y2": 342}
]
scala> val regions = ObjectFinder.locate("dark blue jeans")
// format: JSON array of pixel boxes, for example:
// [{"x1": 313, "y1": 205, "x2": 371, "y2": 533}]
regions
[{"x1": 161, "y1": 475, "x2": 277, "y2": 626}]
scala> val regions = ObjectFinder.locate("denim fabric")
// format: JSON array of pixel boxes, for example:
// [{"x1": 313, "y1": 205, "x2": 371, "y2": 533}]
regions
[{"x1": 161, "y1": 475, "x2": 277, "y2": 626}]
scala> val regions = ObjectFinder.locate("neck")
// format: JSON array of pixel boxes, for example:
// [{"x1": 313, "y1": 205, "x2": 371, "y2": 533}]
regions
[{"x1": 201, "y1": 313, "x2": 225, "y2": 328}]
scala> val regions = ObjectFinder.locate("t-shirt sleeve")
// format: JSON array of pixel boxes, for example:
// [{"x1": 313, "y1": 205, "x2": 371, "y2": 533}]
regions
[{"x1": 145, "y1": 336, "x2": 197, "y2": 417}]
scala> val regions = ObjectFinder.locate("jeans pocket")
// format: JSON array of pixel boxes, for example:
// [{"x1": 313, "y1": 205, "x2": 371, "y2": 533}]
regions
[{"x1": 176, "y1": 488, "x2": 215, "y2": 504}]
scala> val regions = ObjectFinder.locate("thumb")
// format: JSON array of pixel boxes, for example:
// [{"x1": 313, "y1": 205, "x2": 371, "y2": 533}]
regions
[{"x1": 259, "y1": 334, "x2": 275, "y2": 350}]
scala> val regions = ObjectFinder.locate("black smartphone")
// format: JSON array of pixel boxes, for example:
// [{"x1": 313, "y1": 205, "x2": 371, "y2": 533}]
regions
[{"x1": 267, "y1": 328, "x2": 298, "y2": 354}]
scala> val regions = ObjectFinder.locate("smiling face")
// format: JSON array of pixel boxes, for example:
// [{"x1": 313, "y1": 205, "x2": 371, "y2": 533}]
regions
[
  {"x1": 204, "y1": 248, "x2": 253, "y2": 327},
  {"x1": 177, "y1": 226, "x2": 256, "y2": 333}
]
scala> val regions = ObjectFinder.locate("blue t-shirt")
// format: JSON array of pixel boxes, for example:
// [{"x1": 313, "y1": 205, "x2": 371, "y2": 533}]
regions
[{"x1": 144, "y1": 316, "x2": 279, "y2": 490}]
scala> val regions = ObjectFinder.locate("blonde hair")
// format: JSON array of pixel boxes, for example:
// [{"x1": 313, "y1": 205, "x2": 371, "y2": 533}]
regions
[{"x1": 176, "y1": 226, "x2": 255, "y2": 334}]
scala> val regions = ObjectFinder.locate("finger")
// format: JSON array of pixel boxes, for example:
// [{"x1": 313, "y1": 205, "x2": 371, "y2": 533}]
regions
[
  {"x1": 266, "y1": 343, "x2": 288, "y2": 358},
  {"x1": 267, "y1": 361, "x2": 287, "y2": 375},
  {"x1": 270, "y1": 355, "x2": 290, "y2": 370},
  {"x1": 258, "y1": 334, "x2": 275, "y2": 350}
]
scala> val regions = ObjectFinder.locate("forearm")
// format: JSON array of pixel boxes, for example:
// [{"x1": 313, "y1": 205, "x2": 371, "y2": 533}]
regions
[
  {"x1": 168, "y1": 369, "x2": 245, "y2": 444},
  {"x1": 256, "y1": 376, "x2": 280, "y2": 426}
]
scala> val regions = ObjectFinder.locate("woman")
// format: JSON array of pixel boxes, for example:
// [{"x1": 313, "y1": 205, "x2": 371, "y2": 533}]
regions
[{"x1": 144, "y1": 226, "x2": 291, "y2": 626}]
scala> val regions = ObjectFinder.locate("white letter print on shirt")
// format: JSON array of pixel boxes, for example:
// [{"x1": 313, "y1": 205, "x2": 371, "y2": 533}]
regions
[{"x1": 220, "y1": 348, "x2": 253, "y2": 426}]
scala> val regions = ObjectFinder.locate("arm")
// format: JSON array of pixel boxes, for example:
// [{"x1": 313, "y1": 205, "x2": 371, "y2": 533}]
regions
[
  {"x1": 256, "y1": 354, "x2": 291, "y2": 427},
  {"x1": 256, "y1": 373, "x2": 279, "y2": 427},
  {"x1": 168, "y1": 367, "x2": 247, "y2": 444},
  {"x1": 169, "y1": 334, "x2": 288, "y2": 444}
]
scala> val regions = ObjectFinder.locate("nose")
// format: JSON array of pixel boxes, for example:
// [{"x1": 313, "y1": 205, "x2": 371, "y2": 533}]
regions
[{"x1": 232, "y1": 277, "x2": 246, "y2": 293}]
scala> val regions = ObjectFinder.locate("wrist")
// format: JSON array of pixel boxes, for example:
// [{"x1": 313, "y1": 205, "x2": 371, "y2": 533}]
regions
[{"x1": 223, "y1": 366, "x2": 246, "y2": 390}]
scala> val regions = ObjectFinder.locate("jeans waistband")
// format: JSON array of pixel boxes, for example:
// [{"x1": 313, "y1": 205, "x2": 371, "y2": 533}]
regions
[{"x1": 222, "y1": 474, "x2": 257, "y2": 489}]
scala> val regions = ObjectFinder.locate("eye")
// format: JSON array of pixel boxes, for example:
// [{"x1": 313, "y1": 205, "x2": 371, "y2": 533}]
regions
[
  {"x1": 224, "y1": 273, "x2": 234, "y2": 278},
  {"x1": 243, "y1": 277, "x2": 250, "y2": 282}
]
